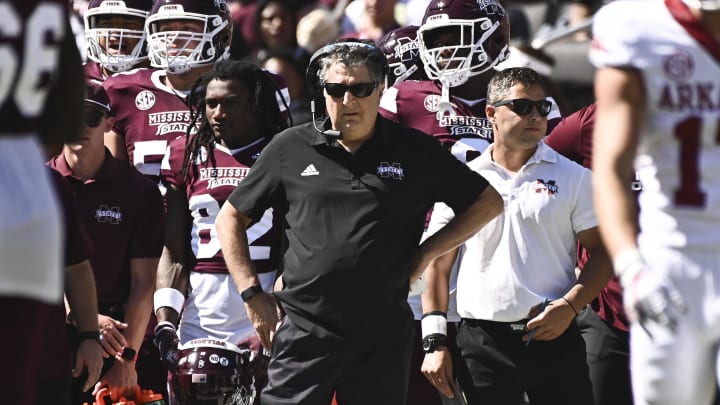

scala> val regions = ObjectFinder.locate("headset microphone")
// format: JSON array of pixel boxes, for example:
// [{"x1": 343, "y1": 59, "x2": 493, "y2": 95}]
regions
[{"x1": 310, "y1": 99, "x2": 342, "y2": 139}]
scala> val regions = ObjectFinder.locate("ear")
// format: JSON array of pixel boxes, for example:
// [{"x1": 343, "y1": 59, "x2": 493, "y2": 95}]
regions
[
  {"x1": 104, "y1": 116, "x2": 115, "y2": 132},
  {"x1": 486, "y1": 105, "x2": 495, "y2": 122}
]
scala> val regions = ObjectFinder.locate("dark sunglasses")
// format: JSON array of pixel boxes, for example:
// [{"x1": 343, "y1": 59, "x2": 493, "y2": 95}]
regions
[
  {"x1": 324, "y1": 82, "x2": 378, "y2": 98},
  {"x1": 492, "y1": 98, "x2": 552, "y2": 117},
  {"x1": 85, "y1": 109, "x2": 106, "y2": 128}
]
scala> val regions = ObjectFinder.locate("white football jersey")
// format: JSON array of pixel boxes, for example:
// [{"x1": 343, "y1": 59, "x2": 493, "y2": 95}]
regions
[{"x1": 591, "y1": 0, "x2": 720, "y2": 252}]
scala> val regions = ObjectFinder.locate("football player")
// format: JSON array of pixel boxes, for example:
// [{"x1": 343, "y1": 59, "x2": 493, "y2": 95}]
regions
[
  {"x1": 102, "y1": 0, "x2": 233, "y2": 178},
  {"x1": 83, "y1": 0, "x2": 152, "y2": 81},
  {"x1": 154, "y1": 60, "x2": 287, "y2": 405},
  {"x1": 591, "y1": 1, "x2": 720, "y2": 405},
  {"x1": 0, "y1": 2, "x2": 84, "y2": 403}
]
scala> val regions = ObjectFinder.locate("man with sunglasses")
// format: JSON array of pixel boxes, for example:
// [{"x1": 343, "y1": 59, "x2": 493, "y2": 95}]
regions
[
  {"x1": 215, "y1": 40, "x2": 504, "y2": 405},
  {"x1": 48, "y1": 80, "x2": 165, "y2": 404},
  {"x1": 420, "y1": 67, "x2": 612, "y2": 405}
]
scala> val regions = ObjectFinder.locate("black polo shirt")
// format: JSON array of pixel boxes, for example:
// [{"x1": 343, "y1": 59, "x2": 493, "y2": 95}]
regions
[{"x1": 227, "y1": 115, "x2": 489, "y2": 350}]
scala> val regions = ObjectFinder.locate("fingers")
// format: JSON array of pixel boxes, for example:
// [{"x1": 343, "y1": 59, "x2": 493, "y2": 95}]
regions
[{"x1": 99, "y1": 327, "x2": 127, "y2": 357}]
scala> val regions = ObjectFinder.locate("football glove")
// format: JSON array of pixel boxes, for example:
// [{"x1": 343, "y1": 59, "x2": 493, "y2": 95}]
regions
[{"x1": 153, "y1": 322, "x2": 179, "y2": 371}]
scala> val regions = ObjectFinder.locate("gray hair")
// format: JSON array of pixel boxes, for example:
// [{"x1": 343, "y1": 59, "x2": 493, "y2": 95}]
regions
[
  {"x1": 487, "y1": 67, "x2": 547, "y2": 104},
  {"x1": 316, "y1": 42, "x2": 387, "y2": 87}
]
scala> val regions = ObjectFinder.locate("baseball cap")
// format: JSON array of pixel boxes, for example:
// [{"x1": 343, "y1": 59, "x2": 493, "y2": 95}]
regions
[{"x1": 84, "y1": 79, "x2": 112, "y2": 113}]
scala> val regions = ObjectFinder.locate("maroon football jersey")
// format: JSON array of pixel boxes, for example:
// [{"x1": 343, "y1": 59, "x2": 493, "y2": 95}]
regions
[
  {"x1": 103, "y1": 68, "x2": 193, "y2": 177},
  {"x1": 161, "y1": 136, "x2": 281, "y2": 274},
  {"x1": 48, "y1": 150, "x2": 164, "y2": 304},
  {"x1": 380, "y1": 80, "x2": 562, "y2": 163},
  {"x1": 84, "y1": 61, "x2": 107, "y2": 82},
  {"x1": 0, "y1": 1, "x2": 74, "y2": 135}
]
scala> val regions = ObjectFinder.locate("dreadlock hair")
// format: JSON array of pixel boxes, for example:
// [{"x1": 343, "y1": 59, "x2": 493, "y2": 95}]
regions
[{"x1": 181, "y1": 60, "x2": 290, "y2": 180}]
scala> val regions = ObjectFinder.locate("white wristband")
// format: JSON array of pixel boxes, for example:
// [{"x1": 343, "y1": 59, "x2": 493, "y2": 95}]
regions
[
  {"x1": 154, "y1": 288, "x2": 186, "y2": 316},
  {"x1": 421, "y1": 314, "x2": 447, "y2": 338},
  {"x1": 613, "y1": 248, "x2": 645, "y2": 287}
]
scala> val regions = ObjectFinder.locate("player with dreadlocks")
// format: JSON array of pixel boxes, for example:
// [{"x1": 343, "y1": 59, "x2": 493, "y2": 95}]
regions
[{"x1": 154, "y1": 60, "x2": 288, "y2": 405}]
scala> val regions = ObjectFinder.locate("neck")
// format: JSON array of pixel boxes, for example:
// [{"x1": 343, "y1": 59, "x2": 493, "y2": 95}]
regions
[
  {"x1": 63, "y1": 147, "x2": 105, "y2": 181},
  {"x1": 491, "y1": 143, "x2": 536, "y2": 173},
  {"x1": 165, "y1": 65, "x2": 211, "y2": 92}
]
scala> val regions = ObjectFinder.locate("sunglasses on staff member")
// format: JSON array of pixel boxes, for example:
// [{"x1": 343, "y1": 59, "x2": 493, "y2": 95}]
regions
[
  {"x1": 492, "y1": 98, "x2": 552, "y2": 117},
  {"x1": 84, "y1": 109, "x2": 106, "y2": 128},
  {"x1": 324, "y1": 82, "x2": 378, "y2": 99}
]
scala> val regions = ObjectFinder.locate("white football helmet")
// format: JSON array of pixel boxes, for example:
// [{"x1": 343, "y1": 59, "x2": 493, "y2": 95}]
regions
[
  {"x1": 84, "y1": 0, "x2": 150, "y2": 72},
  {"x1": 145, "y1": 0, "x2": 232, "y2": 74}
]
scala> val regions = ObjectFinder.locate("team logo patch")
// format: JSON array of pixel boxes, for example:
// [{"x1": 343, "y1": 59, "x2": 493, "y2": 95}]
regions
[
  {"x1": 95, "y1": 205, "x2": 123, "y2": 224},
  {"x1": 663, "y1": 49, "x2": 694, "y2": 82},
  {"x1": 135, "y1": 90, "x2": 156, "y2": 110},
  {"x1": 424, "y1": 94, "x2": 442, "y2": 112},
  {"x1": 535, "y1": 179, "x2": 558, "y2": 195},
  {"x1": 377, "y1": 162, "x2": 405, "y2": 180}
]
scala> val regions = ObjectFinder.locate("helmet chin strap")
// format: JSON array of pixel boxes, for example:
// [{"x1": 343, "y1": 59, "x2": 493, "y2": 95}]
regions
[{"x1": 436, "y1": 80, "x2": 458, "y2": 120}]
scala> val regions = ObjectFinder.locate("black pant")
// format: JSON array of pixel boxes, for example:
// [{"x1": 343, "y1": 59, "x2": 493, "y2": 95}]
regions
[
  {"x1": 261, "y1": 315, "x2": 414, "y2": 405},
  {"x1": 454, "y1": 318, "x2": 594, "y2": 405},
  {"x1": 577, "y1": 307, "x2": 632, "y2": 405}
]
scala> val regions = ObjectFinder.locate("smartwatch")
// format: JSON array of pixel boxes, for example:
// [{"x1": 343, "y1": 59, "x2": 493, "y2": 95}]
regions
[
  {"x1": 422, "y1": 334, "x2": 448, "y2": 353},
  {"x1": 240, "y1": 285, "x2": 264, "y2": 302}
]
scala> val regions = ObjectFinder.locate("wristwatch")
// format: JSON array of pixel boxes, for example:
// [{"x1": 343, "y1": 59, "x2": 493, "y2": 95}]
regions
[
  {"x1": 422, "y1": 334, "x2": 448, "y2": 353},
  {"x1": 240, "y1": 285, "x2": 264, "y2": 302}
]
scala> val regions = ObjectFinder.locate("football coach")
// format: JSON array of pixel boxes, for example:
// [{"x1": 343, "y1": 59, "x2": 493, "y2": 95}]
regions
[{"x1": 215, "y1": 38, "x2": 503, "y2": 405}]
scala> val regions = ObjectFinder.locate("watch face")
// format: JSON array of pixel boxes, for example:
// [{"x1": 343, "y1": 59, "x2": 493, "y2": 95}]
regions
[{"x1": 422, "y1": 339, "x2": 431, "y2": 352}]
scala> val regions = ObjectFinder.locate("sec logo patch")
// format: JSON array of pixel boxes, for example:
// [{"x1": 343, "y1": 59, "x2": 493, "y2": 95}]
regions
[{"x1": 135, "y1": 90, "x2": 156, "y2": 110}]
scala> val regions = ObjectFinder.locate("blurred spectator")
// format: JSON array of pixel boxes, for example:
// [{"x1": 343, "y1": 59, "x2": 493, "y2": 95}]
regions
[
  {"x1": 296, "y1": 7, "x2": 341, "y2": 54},
  {"x1": 254, "y1": 0, "x2": 310, "y2": 65},
  {"x1": 341, "y1": 0, "x2": 400, "y2": 43},
  {"x1": 260, "y1": 48, "x2": 313, "y2": 123},
  {"x1": 229, "y1": 0, "x2": 260, "y2": 59}
]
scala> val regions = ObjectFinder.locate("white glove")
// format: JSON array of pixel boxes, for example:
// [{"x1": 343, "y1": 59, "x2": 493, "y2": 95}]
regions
[{"x1": 616, "y1": 249, "x2": 687, "y2": 335}]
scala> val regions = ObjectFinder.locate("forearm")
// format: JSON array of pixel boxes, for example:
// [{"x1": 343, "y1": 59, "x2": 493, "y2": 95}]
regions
[
  {"x1": 155, "y1": 247, "x2": 190, "y2": 326},
  {"x1": 564, "y1": 247, "x2": 613, "y2": 311},
  {"x1": 415, "y1": 186, "x2": 503, "y2": 279},
  {"x1": 124, "y1": 258, "x2": 157, "y2": 351},
  {"x1": 65, "y1": 260, "x2": 100, "y2": 332},
  {"x1": 420, "y1": 249, "x2": 457, "y2": 314},
  {"x1": 216, "y1": 203, "x2": 260, "y2": 292}
]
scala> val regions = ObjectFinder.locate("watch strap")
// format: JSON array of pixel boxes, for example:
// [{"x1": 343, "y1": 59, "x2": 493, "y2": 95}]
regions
[{"x1": 240, "y1": 285, "x2": 264, "y2": 302}]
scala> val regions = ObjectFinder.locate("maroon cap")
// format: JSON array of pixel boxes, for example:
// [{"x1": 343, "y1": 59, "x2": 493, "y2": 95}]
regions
[{"x1": 85, "y1": 79, "x2": 112, "y2": 113}]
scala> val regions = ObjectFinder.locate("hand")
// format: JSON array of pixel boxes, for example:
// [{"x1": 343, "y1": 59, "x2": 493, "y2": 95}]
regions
[
  {"x1": 97, "y1": 314, "x2": 129, "y2": 359},
  {"x1": 154, "y1": 323, "x2": 180, "y2": 371},
  {"x1": 524, "y1": 299, "x2": 575, "y2": 343},
  {"x1": 73, "y1": 339, "x2": 104, "y2": 392},
  {"x1": 623, "y1": 267, "x2": 687, "y2": 335},
  {"x1": 244, "y1": 292, "x2": 282, "y2": 351},
  {"x1": 421, "y1": 347, "x2": 456, "y2": 399},
  {"x1": 92, "y1": 360, "x2": 137, "y2": 402}
]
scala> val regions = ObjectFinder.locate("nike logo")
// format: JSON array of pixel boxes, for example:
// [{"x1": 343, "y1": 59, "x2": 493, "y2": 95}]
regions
[{"x1": 300, "y1": 164, "x2": 320, "y2": 176}]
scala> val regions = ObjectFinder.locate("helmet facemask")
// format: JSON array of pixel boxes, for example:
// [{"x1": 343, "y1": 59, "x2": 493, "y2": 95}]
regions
[
  {"x1": 84, "y1": 3, "x2": 148, "y2": 72},
  {"x1": 146, "y1": 6, "x2": 231, "y2": 74}
]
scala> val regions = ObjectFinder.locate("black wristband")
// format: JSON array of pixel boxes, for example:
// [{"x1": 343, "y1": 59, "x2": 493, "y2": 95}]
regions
[
  {"x1": 121, "y1": 347, "x2": 137, "y2": 361},
  {"x1": 78, "y1": 330, "x2": 99, "y2": 343},
  {"x1": 240, "y1": 285, "x2": 264, "y2": 302},
  {"x1": 422, "y1": 333, "x2": 448, "y2": 353}
]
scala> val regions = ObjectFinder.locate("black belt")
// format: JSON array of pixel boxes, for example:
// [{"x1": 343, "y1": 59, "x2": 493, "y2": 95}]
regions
[{"x1": 461, "y1": 318, "x2": 529, "y2": 334}]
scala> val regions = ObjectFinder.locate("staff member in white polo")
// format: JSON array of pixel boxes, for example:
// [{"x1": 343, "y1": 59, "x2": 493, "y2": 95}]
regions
[{"x1": 420, "y1": 67, "x2": 613, "y2": 405}]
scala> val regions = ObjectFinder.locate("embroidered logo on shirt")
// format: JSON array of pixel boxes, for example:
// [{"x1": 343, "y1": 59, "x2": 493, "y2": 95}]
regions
[
  {"x1": 95, "y1": 205, "x2": 123, "y2": 224},
  {"x1": 301, "y1": 164, "x2": 320, "y2": 176},
  {"x1": 377, "y1": 162, "x2": 405, "y2": 180},
  {"x1": 535, "y1": 179, "x2": 558, "y2": 195}
]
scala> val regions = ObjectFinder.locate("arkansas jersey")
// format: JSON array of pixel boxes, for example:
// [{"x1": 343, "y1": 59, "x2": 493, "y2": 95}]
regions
[
  {"x1": 104, "y1": 68, "x2": 192, "y2": 178},
  {"x1": 591, "y1": 0, "x2": 720, "y2": 252},
  {"x1": 160, "y1": 136, "x2": 281, "y2": 274},
  {"x1": 379, "y1": 80, "x2": 562, "y2": 163}
]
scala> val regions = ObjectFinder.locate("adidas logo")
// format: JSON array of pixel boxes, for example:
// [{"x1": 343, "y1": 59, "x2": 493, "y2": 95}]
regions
[{"x1": 300, "y1": 164, "x2": 319, "y2": 176}]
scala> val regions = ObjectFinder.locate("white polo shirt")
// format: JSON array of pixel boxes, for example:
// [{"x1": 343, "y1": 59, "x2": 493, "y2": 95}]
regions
[{"x1": 429, "y1": 142, "x2": 597, "y2": 322}]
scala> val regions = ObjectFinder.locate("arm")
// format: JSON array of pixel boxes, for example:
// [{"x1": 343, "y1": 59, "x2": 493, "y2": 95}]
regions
[
  {"x1": 65, "y1": 259, "x2": 103, "y2": 392},
  {"x1": 409, "y1": 185, "x2": 504, "y2": 282},
  {"x1": 420, "y1": 248, "x2": 460, "y2": 399},
  {"x1": 216, "y1": 202, "x2": 281, "y2": 351},
  {"x1": 525, "y1": 226, "x2": 613, "y2": 341},
  {"x1": 591, "y1": 67, "x2": 643, "y2": 261}
]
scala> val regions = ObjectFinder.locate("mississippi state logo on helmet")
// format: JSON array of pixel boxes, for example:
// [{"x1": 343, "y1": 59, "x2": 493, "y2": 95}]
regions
[
  {"x1": 418, "y1": 0, "x2": 510, "y2": 87},
  {"x1": 175, "y1": 339, "x2": 255, "y2": 405},
  {"x1": 146, "y1": 0, "x2": 233, "y2": 74},
  {"x1": 378, "y1": 25, "x2": 427, "y2": 86},
  {"x1": 84, "y1": 0, "x2": 151, "y2": 72}
]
